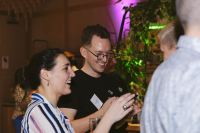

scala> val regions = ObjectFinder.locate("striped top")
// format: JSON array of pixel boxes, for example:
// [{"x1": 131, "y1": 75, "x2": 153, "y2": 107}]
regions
[{"x1": 21, "y1": 93, "x2": 74, "y2": 133}]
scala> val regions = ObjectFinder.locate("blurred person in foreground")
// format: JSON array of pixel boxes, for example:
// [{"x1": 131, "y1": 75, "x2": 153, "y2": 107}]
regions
[
  {"x1": 141, "y1": 0, "x2": 200, "y2": 133},
  {"x1": 21, "y1": 48, "x2": 135, "y2": 133},
  {"x1": 158, "y1": 21, "x2": 184, "y2": 60}
]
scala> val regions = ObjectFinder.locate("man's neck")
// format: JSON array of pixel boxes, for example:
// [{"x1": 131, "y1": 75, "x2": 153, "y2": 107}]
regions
[
  {"x1": 81, "y1": 65, "x2": 102, "y2": 78},
  {"x1": 185, "y1": 26, "x2": 200, "y2": 38}
]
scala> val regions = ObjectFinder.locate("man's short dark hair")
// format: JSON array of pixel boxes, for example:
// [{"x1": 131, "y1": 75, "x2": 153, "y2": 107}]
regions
[{"x1": 81, "y1": 24, "x2": 110, "y2": 46}]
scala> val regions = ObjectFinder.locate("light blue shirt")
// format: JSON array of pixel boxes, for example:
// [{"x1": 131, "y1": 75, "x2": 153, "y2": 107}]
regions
[{"x1": 141, "y1": 35, "x2": 200, "y2": 133}]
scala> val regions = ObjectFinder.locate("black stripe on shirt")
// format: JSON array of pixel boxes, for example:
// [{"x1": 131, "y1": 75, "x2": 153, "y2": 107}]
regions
[
  {"x1": 38, "y1": 105, "x2": 58, "y2": 133},
  {"x1": 43, "y1": 103, "x2": 65, "y2": 133}
]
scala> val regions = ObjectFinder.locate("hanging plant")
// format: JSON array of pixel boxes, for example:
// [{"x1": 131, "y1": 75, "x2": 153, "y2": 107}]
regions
[{"x1": 115, "y1": 0, "x2": 176, "y2": 106}]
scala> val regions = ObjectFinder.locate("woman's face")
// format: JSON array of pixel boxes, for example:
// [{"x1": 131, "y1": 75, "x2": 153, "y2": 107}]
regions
[{"x1": 48, "y1": 54, "x2": 75, "y2": 96}]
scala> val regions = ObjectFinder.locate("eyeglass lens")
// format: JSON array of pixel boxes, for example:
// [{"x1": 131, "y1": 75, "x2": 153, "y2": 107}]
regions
[{"x1": 96, "y1": 53, "x2": 114, "y2": 61}]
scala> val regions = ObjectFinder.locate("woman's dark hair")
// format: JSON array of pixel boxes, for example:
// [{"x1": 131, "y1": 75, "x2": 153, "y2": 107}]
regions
[
  {"x1": 81, "y1": 24, "x2": 111, "y2": 46},
  {"x1": 26, "y1": 48, "x2": 64, "y2": 90}
]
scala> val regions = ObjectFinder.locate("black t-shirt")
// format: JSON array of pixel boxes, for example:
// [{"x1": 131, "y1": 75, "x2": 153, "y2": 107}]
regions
[
  {"x1": 58, "y1": 70, "x2": 128, "y2": 118},
  {"x1": 58, "y1": 70, "x2": 128, "y2": 132}
]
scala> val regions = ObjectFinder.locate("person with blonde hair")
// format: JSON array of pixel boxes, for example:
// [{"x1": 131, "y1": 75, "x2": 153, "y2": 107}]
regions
[
  {"x1": 141, "y1": 0, "x2": 200, "y2": 132},
  {"x1": 157, "y1": 22, "x2": 177, "y2": 60}
]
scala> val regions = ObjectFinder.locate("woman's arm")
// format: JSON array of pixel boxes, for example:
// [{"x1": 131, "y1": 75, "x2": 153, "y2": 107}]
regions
[{"x1": 94, "y1": 93, "x2": 135, "y2": 133}]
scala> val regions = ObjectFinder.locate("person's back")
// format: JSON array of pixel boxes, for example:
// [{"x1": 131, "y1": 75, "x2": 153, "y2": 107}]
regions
[
  {"x1": 141, "y1": 0, "x2": 200, "y2": 133},
  {"x1": 142, "y1": 39, "x2": 200, "y2": 132}
]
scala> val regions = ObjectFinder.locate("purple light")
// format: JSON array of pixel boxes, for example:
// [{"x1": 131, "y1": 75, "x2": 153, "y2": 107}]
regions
[{"x1": 109, "y1": 0, "x2": 138, "y2": 40}]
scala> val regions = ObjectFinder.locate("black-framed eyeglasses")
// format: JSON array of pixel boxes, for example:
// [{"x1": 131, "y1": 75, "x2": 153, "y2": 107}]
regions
[{"x1": 84, "y1": 47, "x2": 115, "y2": 61}]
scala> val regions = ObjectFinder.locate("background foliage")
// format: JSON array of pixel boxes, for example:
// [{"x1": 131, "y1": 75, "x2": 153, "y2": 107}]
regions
[{"x1": 115, "y1": 0, "x2": 176, "y2": 105}]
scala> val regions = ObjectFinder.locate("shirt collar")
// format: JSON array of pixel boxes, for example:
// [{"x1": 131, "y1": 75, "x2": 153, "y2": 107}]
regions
[
  {"x1": 32, "y1": 93, "x2": 58, "y2": 109},
  {"x1": 32, "y1": 93, "x2": 45, "y2": 102},
  {"x1": 177, "y1": 35, "x2": 200, "y2": 53}
]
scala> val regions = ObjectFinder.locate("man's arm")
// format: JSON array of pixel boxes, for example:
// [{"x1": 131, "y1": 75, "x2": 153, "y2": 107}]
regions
[
  {"x1": 71, "y1": 109, "x2": 103, "y2": 133},
  {"x1": 60, "y1": 107, "x2": 103, "y2": 133},
  {"x1": 60, "y1": 97, "x2": 116, "y2": 133}
]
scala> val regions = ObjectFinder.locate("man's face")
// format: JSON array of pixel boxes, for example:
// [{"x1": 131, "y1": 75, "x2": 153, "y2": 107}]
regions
[{"x1": 83, "y1": 35, "x2": 113, "y2": 75}]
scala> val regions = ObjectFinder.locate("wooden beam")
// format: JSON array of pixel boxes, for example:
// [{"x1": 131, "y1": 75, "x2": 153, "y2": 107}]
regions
[{"x1": 68, "y1": 0, "x2": 113, "y2": 11}]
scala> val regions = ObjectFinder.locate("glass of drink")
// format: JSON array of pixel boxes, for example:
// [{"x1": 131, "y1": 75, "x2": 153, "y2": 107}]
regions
[{"x1": 89, "y1": 117, "x2": 101, "y2": 132}]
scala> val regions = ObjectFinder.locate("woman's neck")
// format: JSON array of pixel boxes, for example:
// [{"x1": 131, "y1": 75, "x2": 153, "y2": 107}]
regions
[{"x1": 38, "y1": 86, "x2": 59, "y2": 108}]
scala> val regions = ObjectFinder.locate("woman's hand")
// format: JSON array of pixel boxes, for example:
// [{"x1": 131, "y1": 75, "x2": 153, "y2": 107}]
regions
[
  {"x1": 104, "y1": 93, "x2": 135, "y2": 123},
  {"x1": 98, "y1": 97, "x2": 117, "y2": 117},
  {"x1": 93, "y1": 93, "x2": 135, "y2": 133}
]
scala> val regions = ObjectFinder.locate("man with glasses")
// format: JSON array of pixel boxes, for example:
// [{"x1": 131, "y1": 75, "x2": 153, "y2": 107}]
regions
[{"x1": 58, "y1": 24, "x2": 128, "y2": 133}]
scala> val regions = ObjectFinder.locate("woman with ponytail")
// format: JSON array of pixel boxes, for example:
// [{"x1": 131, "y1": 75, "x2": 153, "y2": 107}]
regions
[{"x1": 21, "y1": 48, "x2": 134, "y2": 133}]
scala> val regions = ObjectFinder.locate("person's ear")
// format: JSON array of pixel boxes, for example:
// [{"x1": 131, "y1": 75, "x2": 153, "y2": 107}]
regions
[
  {"x1": 160, "y1": 44, "x2": 167, "y2": 52},
  {"x1": 40, "y1": 69, "x2": 50, "y2": 82},
  {"x1": 80, "y1": 46, "x2": 87, "y2": 58}
]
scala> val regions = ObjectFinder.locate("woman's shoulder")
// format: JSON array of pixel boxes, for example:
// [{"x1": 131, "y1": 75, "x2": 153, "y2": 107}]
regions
[{"x1": 25, "y1": 99, "x2": 45, "y2": 115}]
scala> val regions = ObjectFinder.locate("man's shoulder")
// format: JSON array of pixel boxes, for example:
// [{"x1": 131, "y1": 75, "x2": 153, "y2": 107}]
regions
[
  {"x1": 102, "y1": 72, "x2": 128, "y2": 95},
  {"x1": 74, "y1": 69, "x2": 84, "y2": 77},
  {"x1": 103, "y1": 71, "x2": 123, "y2": 81},
  {"x1": 72, "y1": 70, "x2": 87, "y2": 83},
  {"x1": 71, "y1": 70, "x2": 95, "y2": 92},
  {"x1": 73, "y1": 69, "x2": 93, "y2": 80}
]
